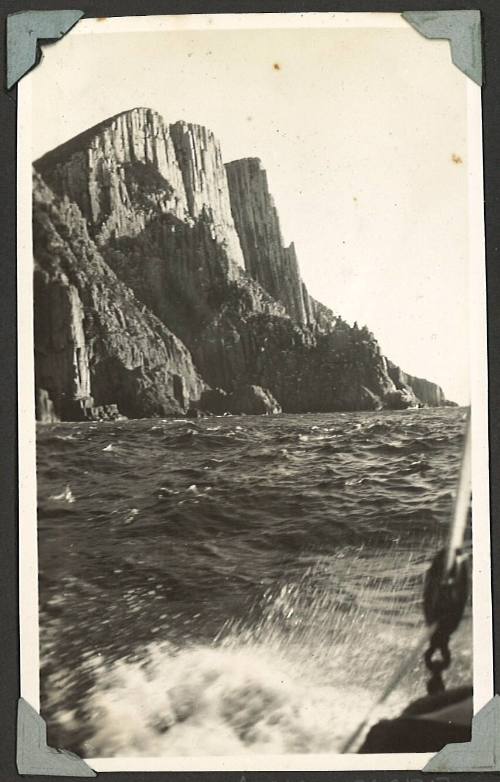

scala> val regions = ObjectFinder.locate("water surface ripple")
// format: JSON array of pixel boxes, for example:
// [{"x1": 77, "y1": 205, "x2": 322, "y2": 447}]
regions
[{"x1": 37, "y1": 408, "x2": 472, "y2": 756}]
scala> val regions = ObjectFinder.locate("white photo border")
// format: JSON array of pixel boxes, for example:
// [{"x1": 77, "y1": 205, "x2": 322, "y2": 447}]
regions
[{"x1": 17, "y1": 11, "x2": 493, "y2": 772}]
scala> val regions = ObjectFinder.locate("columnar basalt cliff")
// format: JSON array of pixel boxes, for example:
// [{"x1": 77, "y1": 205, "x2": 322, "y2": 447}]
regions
[
  {"x1": 33, "y1": 108, "x2": 450, "y2": 420},
  {"x1": 225, "y1": 158, "x2": 314, "y2": 326},
  {"x1": 36, "y1": 109, "x2": 188, "y2": 245},
  {"x1": 170, "y1": 122, "x2": 245, "y2": 275},
  {"x1": 33, "y1": 172, "x2": 206, "y2": 420}
]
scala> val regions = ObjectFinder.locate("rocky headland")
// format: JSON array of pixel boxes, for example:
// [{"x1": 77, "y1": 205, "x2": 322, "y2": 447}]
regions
[{"x1": 33, "y1": 108, "x2": 451, "y2": 421}]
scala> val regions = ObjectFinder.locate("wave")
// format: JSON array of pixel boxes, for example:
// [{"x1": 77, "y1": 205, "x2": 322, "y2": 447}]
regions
[
  {"x1": 36, "y1": 408, "x2": 470, "y2": 755},
  {"x1": 80, "y1": 642, "x2": 378, "y2": 757},
  {"x1": 49, "y1": 485, "x2": 75, "y2": 504}
]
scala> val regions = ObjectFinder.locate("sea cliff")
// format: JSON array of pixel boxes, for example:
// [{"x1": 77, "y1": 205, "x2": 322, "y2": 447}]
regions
[
  {"x1": 225, "y1": 157, "x2": 314, "y2": 326},
  {"x1": 33, "y1": 172, "x2": 206, "y2": 420},
  {"x1": 33, "y1": 108, "x2": 450, "y2": 420}
]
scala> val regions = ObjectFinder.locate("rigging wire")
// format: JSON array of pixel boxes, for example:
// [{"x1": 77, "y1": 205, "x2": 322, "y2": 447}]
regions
[
  {"x1": 340, "y1": 623, "x2": 437, "y2": 754},
  {"x1": 445, "y1": 408, "x2": 471, "y2": 574}
]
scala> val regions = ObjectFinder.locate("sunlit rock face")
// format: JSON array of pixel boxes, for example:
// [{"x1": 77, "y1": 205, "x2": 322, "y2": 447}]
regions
[
  {"x1": 33, "y1": 108, "x2": 449, "y2": 419},
  {"x1": 36, "y1": 108, "x2": 189, "y2": 245},
  {"x1": 225, "y1": 157, "x2": 313, "y2": 326},
  {"x1": 170, "y1": 121, "x2": 245, "y2": 275},
  {"x1": 386, "y1": 362, "x2": 448, "y2": 407}
]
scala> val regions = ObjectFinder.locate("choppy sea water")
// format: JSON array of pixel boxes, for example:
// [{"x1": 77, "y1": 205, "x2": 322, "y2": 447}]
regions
[{"x1": 37, "y1": 407, "x2": 472, "y2": 757}]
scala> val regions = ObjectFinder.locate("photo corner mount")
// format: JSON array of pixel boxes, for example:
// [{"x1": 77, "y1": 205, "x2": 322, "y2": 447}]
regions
[
  {"x1": 17, "y1": 698, "x2": 96, "y2": 777},
  {"x1": 402, "y1": 10, "x2": 482, "y2": 86},
  {"x1": 6, "y1": 9, "x2": 84, "y2": 91},
  {"x1": 424, "y1": 695, "x2": 500, "y2": 772}
]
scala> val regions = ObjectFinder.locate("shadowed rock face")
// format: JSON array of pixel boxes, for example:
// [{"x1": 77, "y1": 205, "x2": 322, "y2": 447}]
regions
[
  {"x1": 33, "y1": 172, "x2": 206, "y2": 420},
  {"x1": 32, "y1": 108, "x2": 450, "y2": 419},
  {"x1": 227, "y1": 385, "x2": 282, "y2": 415}
]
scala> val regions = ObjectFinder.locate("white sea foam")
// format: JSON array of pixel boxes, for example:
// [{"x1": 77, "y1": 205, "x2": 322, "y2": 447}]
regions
[
  {"x1": 81, "y1": 643, "x2": 375, "y2": 757},
  {"x1": 50, "y1": 485, "x2": 75, "y2": 503},
  {"x1": 123, "y1": 508, "x2": 140, "y2": 525},
  {"x1": 79, "y1": 555, "x2": 427, "y2": 757}
]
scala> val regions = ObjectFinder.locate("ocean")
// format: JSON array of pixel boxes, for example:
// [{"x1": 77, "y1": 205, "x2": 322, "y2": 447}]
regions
[{"x1": 37, "y1": 407, "x2": 472, "y2": 757}]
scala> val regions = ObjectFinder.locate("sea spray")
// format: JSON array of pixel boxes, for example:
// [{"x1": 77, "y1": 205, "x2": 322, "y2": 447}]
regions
[
  {"x1": 37, "y1": 409, "x2": 472, "y2": 756},
  {"x1": 73, "y1": 546, "x2": 468, "y2": 756}
]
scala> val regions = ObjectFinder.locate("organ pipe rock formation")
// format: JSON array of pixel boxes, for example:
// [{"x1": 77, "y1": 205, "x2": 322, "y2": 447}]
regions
[{"x1": 33, "y1": 109, "x2": 452, "y2": 420}]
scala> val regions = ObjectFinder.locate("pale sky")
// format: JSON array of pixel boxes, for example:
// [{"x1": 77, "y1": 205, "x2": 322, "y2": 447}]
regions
[{"x1": 28, "y1": 16, "x2": 472, "y2": 404}]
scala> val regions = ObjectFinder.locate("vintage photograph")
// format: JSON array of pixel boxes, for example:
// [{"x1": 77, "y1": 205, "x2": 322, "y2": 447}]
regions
[{"x1": 18, "y1": 12, "x2": 491, "y2": 770}]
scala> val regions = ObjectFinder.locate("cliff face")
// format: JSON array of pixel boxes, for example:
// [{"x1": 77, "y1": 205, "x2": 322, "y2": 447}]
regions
[
  {"x1": 36, "y1": 109, "x2": 188, "y2": 245},
  {"x1": 194, "y1": 314, "x2": 397, "y2": 412},
  {"x1": 33, "y1": 108, "x2": 449, "y2": 419},
  {"x1": 225, "y1": 158, "x2": 314, "y2": 326},
  {"x1": 33, "y1": 172, "x2": 206, "y2": 420},
  {"x1": 170, "y1": 122, "x2": 245, "y2": 275},
  {"x1": 35, "y1": 109, "x2": 244, "y2": 275},
  {"x1": 386, "y1": 361, "x2": 447, "y2": 407}
]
